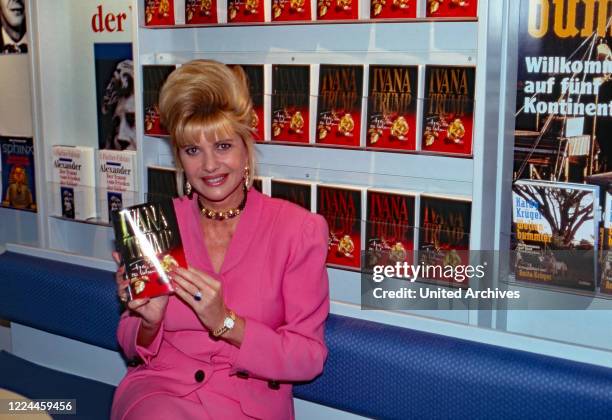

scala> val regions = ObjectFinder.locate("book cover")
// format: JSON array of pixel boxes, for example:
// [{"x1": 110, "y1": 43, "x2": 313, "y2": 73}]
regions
[
  {"x1": 366, "y1": 65, "x2": 418, "y2": 151},
  {"x1": 186, "y1": 0, "x2": 218, "y2": 24},
  {"x1": 317, "y1": 185, "x2": 363, "y2": 270},
  {"x1": 98, "y1": 150, "x2": 138, "y2": 223},
  {"x1": 426, "y1": 0, "x2": 477, "y2": 18},
  {"x1": 230, "y1": 65, "x2": 265, "y2": 142},
  {"x1": 421, "y1": 65, "x2": 475, "y2": 156},
  {"x1": 316, "y1": 0, "x2": 358, "y2": 20},
  {"x1": 418, "y1": 194, "x2": 471, "y2": 286},
  {"x1": 51, "y1": 145, "x2": 97, "y2": 221},
  {"x1": 271, "y1": 179, "x2": 313, "y2": 211},
  {"x1": 601, "y1": 191, "x2": 612, "y2": 293},
  {"x1": 112, "y1": 200, "x2": 186, "y2": 301},
  {"x1": 365, "y1": 189, "x2": 416, "y2": 267},
  {"x1": 144, "y1": 0, "x2": 176, "y2": 25},
  {"x1": 143, "y1": 65, "x2": 176, "y2": 136},
  {"x1": 0, "y1": 136, "x2": 36, "y2": 212},
  {"x1": 94, "y1": 43, "x2": 135, "y2": 151},
  {"x1": 147, "y1": 166, "x2": 181, "y2": 203},
  {"x1": 512, "y1": 179, "x2": 598, "y2": 291},
  {"x1": 316, "y1": 64, "x2": 364, "y2": 148},
  {"x1": 272, "y1": 0, "x2": 311, "y2": 21},
  {"x1": 252, "y1": 176, "x2": 271, "y2": 195},
  {"x1": 228, "y1": 0, "x2": 265, "y2": 22},
  {"x1": 271, "y1": 65, "x2": 310, "y2": 144},
  {"x1": 370, "y1": 0, "x2": 416, "y2": 19}
]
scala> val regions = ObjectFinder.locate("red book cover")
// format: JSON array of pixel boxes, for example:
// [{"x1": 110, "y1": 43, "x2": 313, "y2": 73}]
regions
[
  {"x1": 316, "y1": 65, "x2": 363, "y2": 148},
  {"x1": 272, "y1": 0, "x2": 311, "y2": 21},
  {"x1": 366, "y1": 65, "x2": 418, "y2": 152},
  {"x1": 143, "y1": 65, "x2": 176, "y2": 136},
  {"x1": 112, "y1": 200, "x2": 187, "y2": 300},
  {"x1": 418, "y1": 195, "x2": 471, "y2": 287},
  {"x1": 144, "y1": 0, "x2": 176, "y2": 25},
  {"x1": 421, "y1": 65, "x2": 475, "y2": 156},
  {"x1": 317, "y1": 185, "x2": 362, "y2": 270},
  {"x1": 186, "y1": 0, "x2": 218, "y2": 24},
  {"x1": 426, "y1": 0, "x2": 477, "y2": 18},
  {"x1": 370, "y1": 0, "x2": 416, "y2": 19},
  {"x1": 271, "y1": 65, "x2": 310, "y2": 144},
  {"x1": 365, "y1": 190, "x2": 415, "y2": 267},
  {"x1": 271, "y1": 179, "x2": 312, "y2": 211},
  {"x1": 228, "y1": 0, "x2": 265, "y2": 22},
  {"x1": 316, "y1": 0, "x2": 358, "y2": 20},
  {"x1": 230, "y1": 65, "x2": 265, "y2": 142}
]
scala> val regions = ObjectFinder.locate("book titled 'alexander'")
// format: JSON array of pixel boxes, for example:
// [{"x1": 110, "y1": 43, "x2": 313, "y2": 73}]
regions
[
  {"x1": 367, "y1": 65, "x2": 418, "y2": 152},
  {"x1": 112, "y1": 200, "x2": 187, "y2": 301},
  {"x1": 272, "y1": 65, "x2": 310, "y2": 143},
  {"x1": 144, "y1": 0, "x2": 176, "y2": 25},
  {"x1": 316, "y1": 65, "x2": 364, "y2": 148},
  {"x1": 422, "y1": 65, "x2": 475, "y2": 156}
]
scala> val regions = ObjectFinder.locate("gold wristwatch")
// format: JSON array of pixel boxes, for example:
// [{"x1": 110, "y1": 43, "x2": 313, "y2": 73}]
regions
[{"x1": 212, "y1": 310, "x2": 236, "y2": 337}]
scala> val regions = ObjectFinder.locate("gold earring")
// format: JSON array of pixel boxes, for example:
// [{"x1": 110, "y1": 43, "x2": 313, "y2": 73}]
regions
[
  {"x1": 244, "y1": 166, "x2": 250, "y2": 190},
  {"x1": 185, "y1": 181, "x2": 192, "y2": 197}
]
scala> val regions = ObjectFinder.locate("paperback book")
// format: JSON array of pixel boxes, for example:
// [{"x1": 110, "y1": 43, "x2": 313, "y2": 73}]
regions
[
  {"x1": 316, "y1": 0, "x2": 358, "y2": 20},
  {"x1": 271, "y1": 65, "x2": 310, "y2": 143},
  {"x1": 144, "y1": 0, "x2": 176, "y2": 25},
  {"x1": 186, "y1": 0, "x2": 218, "y2": 24},
  {"x1": 370, "y1": 0, "x2": 416, "y2": 19},
  {"x1": 426, "y1": 0, "x2": 477, "y2": 18},
  {"x1": 272, "y1": 0, "x2": 311, "y2": 21},
  {"x1": 51, "y1": 145, "x2": 96, "y2": 221},
  {"x1": 143, "y1": 65, "x2": 176, "y2": 136},
  {"x1": 230, "y1": 65, "x2": 265, "y2": 141},
  {"x1": 228, "y1": 0, "x2": 265, "y2": 22},
  {"x1": 147, "y1": 166, "x2": 182, "y2": 203},
  {"x1": 271, "y1": 179, "x2": 313, "y2": 211},
  {"x1": 0, "y1": 136, "x2": 36, "y2": 212},
  {"x1": 98, "y1": 150, "x2": 138, "y2": 223}
]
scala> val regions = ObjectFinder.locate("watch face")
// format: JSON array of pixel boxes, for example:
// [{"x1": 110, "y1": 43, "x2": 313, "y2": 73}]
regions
[{"x1": 224, "y1": 317, "x2": 235, "y2": 329}]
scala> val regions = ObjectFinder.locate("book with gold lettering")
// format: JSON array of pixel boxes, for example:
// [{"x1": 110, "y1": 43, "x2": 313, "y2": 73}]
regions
[
  {"x1": 370, "y1": 0, "x2": 415, "y2": 19},
  {"x1": 112, "y1": 200, "x2": 186, "y2": 301},
  {"x1": 271, "y1": 65, "x2": 310, "y2": 143},
  {"x1": 228, "y1": 0, "x2": 265, "y2": 22},
  {"x1": 144, "y1": 0, "x2": 176, "y2": 25},
  {"x1": 421, "y1": 65, "x2": 475, "y2": 156},
  {"x1": 512, "y1": 179, "x2": 597, "y2": 291},
  {"x1": 272, "y1": 0, "x2": 312, "y2": 21},
  {"x1": 271, "y1": 178, "x2": 314, "y2": 211},
  {"x1": 316, "y1": 0, "x2": 358, "y2": 20},
  {"x1": 186, "y1": 0, "x2": 219, "y2": 24},
  {"x1": 316, "y1": 64, "x2": 364, "y2": 148},
  {"x1": 366, "y1": 65, "x2": 418, "y2": 151},
  {"x1": 426, "y1": 0, "x2": 477, "y2": 18}
]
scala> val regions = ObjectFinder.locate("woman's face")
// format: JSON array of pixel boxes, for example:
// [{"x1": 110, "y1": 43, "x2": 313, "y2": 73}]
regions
[{"x1": 179, "y1": 131, "x2": 248, "y2": 208}]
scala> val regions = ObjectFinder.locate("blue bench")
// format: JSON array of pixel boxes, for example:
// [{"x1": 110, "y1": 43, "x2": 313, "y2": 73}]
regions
[{"x1": 2, "y1": 250, "x2": 612, "y2": 419}]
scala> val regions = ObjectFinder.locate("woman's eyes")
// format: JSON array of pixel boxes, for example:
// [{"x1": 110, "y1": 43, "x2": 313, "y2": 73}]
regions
[
  {"x1": 184, "y1": 146, "x2": 199, "y2": 156},
  {"x1": 216, "y1": 142, "x2": 232, "y2": 151},
  {"x1": 183, "y1": 142, "x2": 231, "y2": 155}
]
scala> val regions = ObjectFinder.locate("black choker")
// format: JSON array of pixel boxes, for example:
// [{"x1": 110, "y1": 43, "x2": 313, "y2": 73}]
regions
[{"x1": 198, "y1": 188, "x2": 247, "y2": 220}]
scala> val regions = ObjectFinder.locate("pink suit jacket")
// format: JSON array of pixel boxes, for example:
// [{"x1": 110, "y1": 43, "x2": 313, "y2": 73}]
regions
[{"x1": 111, "y1": 189, "x2": 330, "y2": 419}]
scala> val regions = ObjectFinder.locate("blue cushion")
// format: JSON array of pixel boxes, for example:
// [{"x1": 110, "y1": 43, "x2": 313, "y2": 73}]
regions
[
  {"x1": 0, "y1": 252, "x2": 120, "y2": 351},
  {"x1": 0, "y1": 350, "x2": 115, "y2": 420}
]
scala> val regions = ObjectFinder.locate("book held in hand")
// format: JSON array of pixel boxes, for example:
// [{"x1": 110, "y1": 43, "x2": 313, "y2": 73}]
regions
[{"x1": 112, "y1": 200, "x2": 187, "y2": 301}]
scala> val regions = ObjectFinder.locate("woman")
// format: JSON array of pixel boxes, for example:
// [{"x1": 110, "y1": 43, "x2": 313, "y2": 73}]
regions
[{"x1": 111, "y1": 60, "x2": 330, "y2": 419}]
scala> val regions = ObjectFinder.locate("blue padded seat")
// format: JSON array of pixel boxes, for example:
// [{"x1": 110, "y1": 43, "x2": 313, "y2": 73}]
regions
[{"x1": 0, "y1": 350, "x2": 115, "y2": 420}]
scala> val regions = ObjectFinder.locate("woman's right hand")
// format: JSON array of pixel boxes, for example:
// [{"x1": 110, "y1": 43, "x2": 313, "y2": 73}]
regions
[{"x1": 113, "y1": 252, "x2": 169, "y2": 329}]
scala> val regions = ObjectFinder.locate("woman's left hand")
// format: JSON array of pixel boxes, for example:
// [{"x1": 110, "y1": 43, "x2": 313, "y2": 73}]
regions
[{"x1": 170, "y1": 266, "x2": 227, "y2": 332}]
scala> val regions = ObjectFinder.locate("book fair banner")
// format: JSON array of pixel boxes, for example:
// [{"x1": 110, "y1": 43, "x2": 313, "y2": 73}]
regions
[{"x1": 512, "y1": 0, "x2": 612, "y2": 292}]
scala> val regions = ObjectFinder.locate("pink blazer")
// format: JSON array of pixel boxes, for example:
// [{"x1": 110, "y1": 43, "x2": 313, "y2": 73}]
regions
[{"x1": 111, "y1": 189, "x2": 330, "y2": 419}]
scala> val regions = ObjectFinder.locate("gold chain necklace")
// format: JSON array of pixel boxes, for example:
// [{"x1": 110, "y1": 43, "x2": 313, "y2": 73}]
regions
[{"x1": 198, "y1": 188, "x2": 247, "y2": 220}]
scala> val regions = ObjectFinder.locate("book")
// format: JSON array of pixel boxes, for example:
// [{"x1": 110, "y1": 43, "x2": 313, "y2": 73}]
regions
[
  {"x1": 317, "y1": 184, "x2": 363, "y2": 270},
  {"x1": 365, "y1": 189, "x2": 416, "y2": 267},
  {"x1": 112, "y1": 200, "x2": 186, "y2": 301},
  {"x1": 316, "y1": 64, "x2": 364, "y2": 148},
  {"x1": 230, "y1": 65, "x2": 265, "y2": 142},
  {"x1": 512, "y1": 179, "x2": 598, "y2": 291},
  {"x1": 316, "y1": 0, "x2": 358, "y2": 20},
  {"x1": 186, "y1": 0, "x2": 218, "y2": 24},
  {"x1": 271, "y1": 179, "x2": 314, "y2": 211},
  {"x1": 97, "y1": 150, "x2": 138, "y2": 223},
  {"x1": 418, "y1": 194, "x2": 471, "y2": 286},
  {"x1": 426, "y1": 0, "x2": 477, "y2": 18},
  {"x1": 94, "y1": 43, "x2": 135, "y2": 151},
  {"x1": 421, "y1": 65, "x2": 475, "y2": 156},
  {"x1": 143, "y1": 65, "x2": 177, "y2": 136},
  {"x1": 144, "y1": 0, "x2": 176, "y2": 25},
  {"x1": 370, "y1": 0, "x2": 416, "y2": 19},
  {"x1": 272, "y1": 0, "x2": 312, "y2": 21},
  {"x1": 0, "y1": 136, "x2": 36, "y2": 212},
  {"x1": 271, "y1": 65, "x2": 310, "y2": 144},
  {"x1": 228, "y1": 0, "x2": 265, "y2": 22},
  {"x1": 252, "y1": 176, "x2": 271, "y2": 195},
  {"x1": 51, "y1": 145, "x2": 97, "y2": 221},
  {"x1": 366, "y1": 65, "x2": 418, "y2": 151},
  {"x1": 147, "y1": 166, "x2": 182, "y2": 203}
]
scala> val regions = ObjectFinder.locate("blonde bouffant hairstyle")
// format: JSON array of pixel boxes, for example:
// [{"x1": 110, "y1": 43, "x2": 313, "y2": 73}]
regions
[{"x1": 158, "y1": 60, "x2": 256, "y2": 187}]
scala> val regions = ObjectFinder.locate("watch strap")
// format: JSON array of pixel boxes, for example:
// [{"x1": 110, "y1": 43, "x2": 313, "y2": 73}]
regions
[{"x1": 212, "y1": 310, "x2": 236, "y2": 337}]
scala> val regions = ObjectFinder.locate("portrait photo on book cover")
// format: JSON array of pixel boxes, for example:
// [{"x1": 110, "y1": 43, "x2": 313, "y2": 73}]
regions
[
  {"x1": 94, "y1": 43, "x2": 135, "y2": 151},
  {"x1": 0, "y1": 0, "x2": 27, "y2": 54}
]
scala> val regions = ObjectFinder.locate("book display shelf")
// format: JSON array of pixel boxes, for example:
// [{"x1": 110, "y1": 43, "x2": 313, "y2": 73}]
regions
[{"x1": 4, "y1": 0, "x2": 611, "y2": 364}]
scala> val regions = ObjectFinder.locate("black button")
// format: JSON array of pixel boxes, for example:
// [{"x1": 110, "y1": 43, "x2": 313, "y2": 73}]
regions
[
  {"x1": 195, "y1": 370, "x2": 205, "y2": 383},
  {"x1": 127, "y1": 357, "x2": 141, "y2": 367},
  {"x1": 237, "y1": 371, "x2": 249, "y2": 379},
  {"x1": 268, "y1": 380, "x2": 280, "y2": 390}
]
